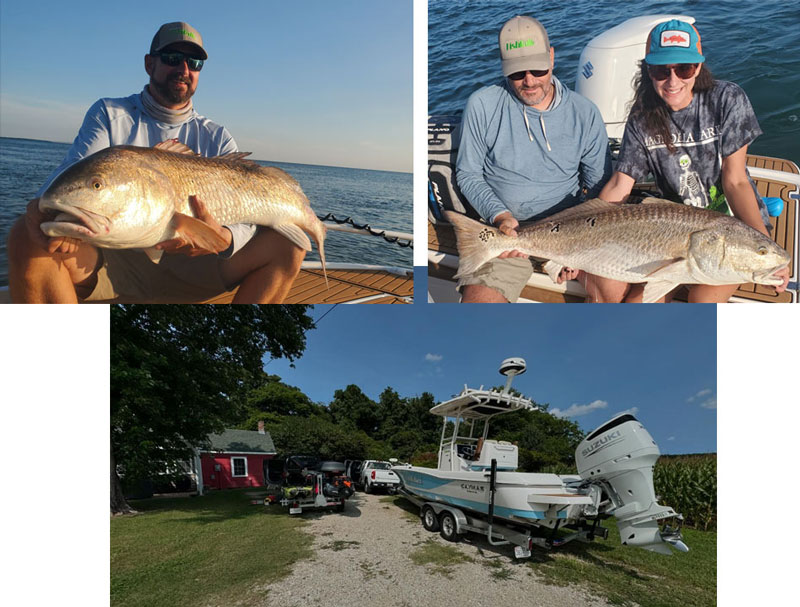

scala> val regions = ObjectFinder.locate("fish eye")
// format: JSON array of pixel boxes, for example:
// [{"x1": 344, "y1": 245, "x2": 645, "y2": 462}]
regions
[
  {"x1": 757, "y1": 246, "x2": 767, "y2": 256},
  {"x1": 90, "y1": 177, "x2": 103, "y2": 190}
]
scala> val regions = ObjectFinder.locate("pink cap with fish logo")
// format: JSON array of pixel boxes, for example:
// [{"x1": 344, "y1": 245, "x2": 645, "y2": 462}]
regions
[{"x1": 645, "y1": 19, "x2": 704, "y2": 65}]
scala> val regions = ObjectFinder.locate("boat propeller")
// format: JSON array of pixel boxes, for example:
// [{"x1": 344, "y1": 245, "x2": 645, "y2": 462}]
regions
[{"x1": 660, "y1": 525, "x2": 689, "y2": 553}]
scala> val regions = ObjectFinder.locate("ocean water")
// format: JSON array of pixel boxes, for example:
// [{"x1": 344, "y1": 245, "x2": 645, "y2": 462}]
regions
[
  {"x1": 429, "y1": 0, "x2": 800, "y2": 164},
  {"x1": 0, "y1": 137, "x2": 412, "y2": 287}
]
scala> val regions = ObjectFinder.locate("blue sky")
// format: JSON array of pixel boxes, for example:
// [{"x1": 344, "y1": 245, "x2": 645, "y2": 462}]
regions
[
  {"x1": 266, "y1": 304, "x2": 718, "y2": 454},
  {"x1": 0, "y1": 0, "x2": 411, "y2": 172}
]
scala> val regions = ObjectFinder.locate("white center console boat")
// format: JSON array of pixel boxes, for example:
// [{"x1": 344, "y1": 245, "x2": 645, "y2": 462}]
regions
[{"x1": 393, "y1": 358, "x2": 688, "y2": 557}]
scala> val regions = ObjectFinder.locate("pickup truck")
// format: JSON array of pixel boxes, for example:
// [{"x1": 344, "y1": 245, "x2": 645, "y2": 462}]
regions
[{"x1": 360, "y1": 460, "x2": 401, "y2": 494}]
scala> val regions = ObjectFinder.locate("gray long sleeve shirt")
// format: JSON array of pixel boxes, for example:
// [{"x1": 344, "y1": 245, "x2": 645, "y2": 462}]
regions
[{"x1": 456, "y1": 76, "x2": 611, "y2": 223}]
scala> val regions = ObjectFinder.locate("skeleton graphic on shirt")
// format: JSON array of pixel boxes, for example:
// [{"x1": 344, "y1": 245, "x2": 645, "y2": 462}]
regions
[{"x1": 678, "y1": 154, "x2": 707, "y2": 207}]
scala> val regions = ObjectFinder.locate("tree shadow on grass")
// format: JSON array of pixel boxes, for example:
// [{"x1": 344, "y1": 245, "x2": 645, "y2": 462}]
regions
[{"x1": 127, "y1": 488, "x2": 296, "y2": 525}]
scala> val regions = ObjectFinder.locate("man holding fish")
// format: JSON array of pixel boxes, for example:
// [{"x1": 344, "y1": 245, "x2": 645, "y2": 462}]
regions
[
  {"x1": 7, "y1": 22, "x2": 307, "y2": 303},
  {"x1": 455, "y1": 16, "x2": 612, "y2": 303}
]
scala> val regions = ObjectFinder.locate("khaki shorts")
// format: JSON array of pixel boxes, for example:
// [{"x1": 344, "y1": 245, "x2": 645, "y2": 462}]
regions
[
  {"x1": 456, "y1": 256, "x2": 535, "y2": 303},
  {"x1": 82, "y1": 249, "x2": 230, "y2": 303}
]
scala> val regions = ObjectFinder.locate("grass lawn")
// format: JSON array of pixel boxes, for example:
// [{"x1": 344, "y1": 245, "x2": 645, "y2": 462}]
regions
[
  {"x1": 392, "y1": 496, "x2": 714, "y2": 607},
  {"x1": 527, "y1": 519, "x2": 716, "y2": 607},
  {"x1": 110, "y1": 489, "x2": 312, "y2": 607}
]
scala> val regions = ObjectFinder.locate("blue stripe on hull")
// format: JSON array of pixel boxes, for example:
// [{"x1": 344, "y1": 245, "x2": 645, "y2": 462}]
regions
[{"x1": 400, "y1": 484, "x2": 567, "y2": 521}]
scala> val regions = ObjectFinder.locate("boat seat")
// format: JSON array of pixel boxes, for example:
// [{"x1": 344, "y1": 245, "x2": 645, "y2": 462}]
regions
[{"x1": 428, "y1": 116, "x2": 482, "y2": 224}]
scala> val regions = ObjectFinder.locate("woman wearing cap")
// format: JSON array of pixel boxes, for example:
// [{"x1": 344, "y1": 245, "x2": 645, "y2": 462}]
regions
[{"x1": 595, "y1": 19, "x2": 790, "y2": 302}]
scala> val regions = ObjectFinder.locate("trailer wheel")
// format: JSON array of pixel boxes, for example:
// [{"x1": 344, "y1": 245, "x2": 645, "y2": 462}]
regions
[
  {"x1": 421, "y1": 506, "x2": 440, "y2": 532},
  {"x1": 439, "y1": 511, "x2": 459, "y2": 542}
]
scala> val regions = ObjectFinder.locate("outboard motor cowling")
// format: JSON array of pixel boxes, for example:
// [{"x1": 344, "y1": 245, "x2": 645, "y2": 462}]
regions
[{"x1": 576, "y1": 414, "x2": 688, "y2": 554}]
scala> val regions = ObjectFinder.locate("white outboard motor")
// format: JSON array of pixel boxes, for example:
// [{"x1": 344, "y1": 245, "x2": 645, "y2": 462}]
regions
[
  {"x1": 576, "y1": 414, "x2": 688, "y2": 554},
  {"x1": 575, "y1": 15, "x2": 695, "y2": 141}
]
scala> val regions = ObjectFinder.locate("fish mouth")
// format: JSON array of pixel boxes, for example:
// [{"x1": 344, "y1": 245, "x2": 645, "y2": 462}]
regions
[
  {"x1": 753, "y1": 263, "x2": 790, "y2": 285},
  {"x1": 38, "y1": 200, "x2": 111, "y2": 239}
]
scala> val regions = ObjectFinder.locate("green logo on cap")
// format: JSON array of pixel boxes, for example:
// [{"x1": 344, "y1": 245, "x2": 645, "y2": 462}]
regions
[
  {"x1": 169, "y1": 28, "x2": 196, "y2": 39},
  {"x1": 506, "y1": 38, "x2": 534, "y2": 51}
]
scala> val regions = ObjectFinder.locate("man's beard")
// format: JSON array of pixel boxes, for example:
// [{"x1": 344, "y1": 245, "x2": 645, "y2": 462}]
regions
[
  {"x1": 513, "y1": 82, "x2": 552, "y2": 107},
  {"x1": 149, "y1": 74, "x2": 195, "y2": 106}
]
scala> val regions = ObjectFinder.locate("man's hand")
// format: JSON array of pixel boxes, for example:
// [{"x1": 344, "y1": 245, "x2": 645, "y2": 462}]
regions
[
  {"x1": 773, "y1": 266, "x2": 790, "y2": 294},
  {"x1": 493, "y1": 211, "x2": 528, "y2": 259},
  {"x1": 155, "y1": 195, "x2": 232, "y2": 256},
  {"x1": 24, "y1": 198, "x2": 83, "y2": 255},
  {"x1": 556, "y1": 268, "x2": 581, "y2": 284}
]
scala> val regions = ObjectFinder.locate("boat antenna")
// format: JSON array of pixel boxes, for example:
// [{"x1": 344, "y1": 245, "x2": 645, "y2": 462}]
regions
[{"x1": 498, "y1": 357, "x2": 527, "y2": 394}]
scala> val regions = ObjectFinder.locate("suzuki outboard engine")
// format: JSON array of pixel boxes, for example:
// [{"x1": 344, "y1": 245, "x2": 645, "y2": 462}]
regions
[{"x1": 576, "y1": 414, "x2": 688, "y2": 554}]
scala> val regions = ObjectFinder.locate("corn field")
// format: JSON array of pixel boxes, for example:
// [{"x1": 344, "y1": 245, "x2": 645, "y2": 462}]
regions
[{"x1": 654, "y1": 454, "x2": 717, "y2": 531}]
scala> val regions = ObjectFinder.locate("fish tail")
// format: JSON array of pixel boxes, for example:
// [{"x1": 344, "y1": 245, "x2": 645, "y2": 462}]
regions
[
  {"x1": 307, "y1": 209, "x2": 328, "y2": 289},
  {"x1": 443, "y1": 211, "x2": 501, "y2": 278}
]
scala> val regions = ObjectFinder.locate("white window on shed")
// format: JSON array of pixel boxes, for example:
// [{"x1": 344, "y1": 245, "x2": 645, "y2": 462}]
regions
[{"x1": 231, "y1": 457, "x2": 248, "y2": 477}]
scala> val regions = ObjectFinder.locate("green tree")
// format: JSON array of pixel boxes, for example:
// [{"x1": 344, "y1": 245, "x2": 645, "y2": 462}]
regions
[
  {"x1": 491, "y1": 406, "x2": 584, "y2": 470},
  {"x1": 110, "y1": 304, "x2": 314, "y2": 514},
  {"x1": 404, "y1": 392, "x2": 441, "y2": 445},
  {"x1": 328, "y1": 384, "x2": 379, "y2": 434},
  {"x1": 269, "y1": 415, "x2": 375, "y2": 460}
]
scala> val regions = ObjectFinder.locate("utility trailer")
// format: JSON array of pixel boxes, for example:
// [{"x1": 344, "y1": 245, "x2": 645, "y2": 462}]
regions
[{"x1": 264, "y1": 456, "x2": 354, "y2": 514}]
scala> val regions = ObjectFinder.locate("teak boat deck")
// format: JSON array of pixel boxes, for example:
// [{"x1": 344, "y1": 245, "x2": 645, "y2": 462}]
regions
[
  {"x1": 201, "y1": 267, "x2": 413, "y2": 305},
  {"x1": 428, "y1": 154, "x2": 798, "y2": 303}
]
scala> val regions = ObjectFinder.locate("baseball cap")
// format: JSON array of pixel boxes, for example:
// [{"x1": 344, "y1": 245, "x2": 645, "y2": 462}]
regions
[
  {"x1": 499, "y1": 16, "x2": 551, "y2": 76},
  {"x1": 150, "y1": 22, "x2": 208, "y2": 60},
  {"x1": 645, "y1": 20, "x2": 704, "y2": 65}
]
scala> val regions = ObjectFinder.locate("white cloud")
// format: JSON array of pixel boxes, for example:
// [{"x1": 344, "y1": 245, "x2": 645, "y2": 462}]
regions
[
  {"x1": 615, "y1": 406, "x2": 639, "y2": 417},
  {"x1": 424, "y1": 353, "x2": 443, "y2": 362},
  {"x1": 699, "y1": 396, "x2": 716, "y2": 409},
  {"x1": 688, "y1": 388, "x2": 716, "y2": 409},
  {"x1": 668, "y1": 436, "x2": 676, "y2": 441},
  {"x1": 550, "y1": 399, "x2": 608, "y2": 418},
  {"x1": 687, "y1": 388, "x2": 712, "y2": 403}
]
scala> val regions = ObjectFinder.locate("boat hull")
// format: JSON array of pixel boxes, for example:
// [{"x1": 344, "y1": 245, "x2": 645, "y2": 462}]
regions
[{"x1": 393, "y1": 466, "x2": 590, "y2": 526}]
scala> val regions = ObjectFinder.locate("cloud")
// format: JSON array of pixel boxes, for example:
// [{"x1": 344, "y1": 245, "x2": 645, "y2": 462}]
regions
[
  {"x1": 687, "y1": 388, "x2": 716, "y2": 409},
  {"x1": 550, "y1": 399, "x2": 608, "y2": 418},
  {"x1": 615, "y1": 406, "x2": 639, "y2": 416},
  {"x1": 668, "y1": 436, "x2": 676, "y2": 441},
  {"x1": 687, "y1": 388, "x2": 712, "y2": 403},
  {"x1": 699, "y1": 396, "x2": 716, "y2": 409},
  {"x1": 425, "y1": 353, "x2": 443, "y2": 362}
]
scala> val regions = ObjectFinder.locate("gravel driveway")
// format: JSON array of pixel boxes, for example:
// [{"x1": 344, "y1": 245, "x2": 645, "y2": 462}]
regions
[{"x1": 254, "y1": 491, "x2": 613, "y2": 607}]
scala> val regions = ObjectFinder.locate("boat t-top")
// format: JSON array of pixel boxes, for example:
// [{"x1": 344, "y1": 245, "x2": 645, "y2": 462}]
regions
[{"x1": 392, "y1": 357, "x2": 688, "y2": 557}]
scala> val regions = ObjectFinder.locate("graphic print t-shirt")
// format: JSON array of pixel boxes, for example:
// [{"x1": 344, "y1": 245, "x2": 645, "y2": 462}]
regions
[{"x1": 616, "y1": 80, "x2": 765, "y2": 216}]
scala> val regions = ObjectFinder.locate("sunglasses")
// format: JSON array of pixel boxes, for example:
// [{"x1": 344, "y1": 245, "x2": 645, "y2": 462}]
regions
[
  {"x1": 155, "y1": 52, "x2": 204, "y2": 72},
  {"x1": 508, "y1": 68, "x2": 550, "y2": 80},
  {"x1": 647, "y1": 63, "x2": 698, "y2": 81}
]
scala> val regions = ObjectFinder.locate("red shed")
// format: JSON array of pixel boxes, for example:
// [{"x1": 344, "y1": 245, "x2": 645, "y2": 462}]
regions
[{"x1": 195, "y1": 423, "x2": 276, "y2": 494}]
